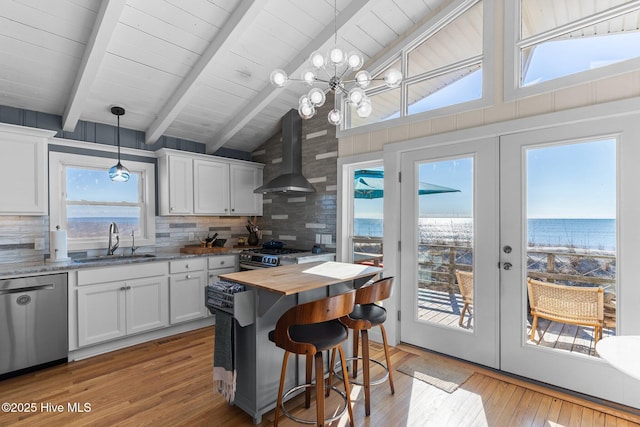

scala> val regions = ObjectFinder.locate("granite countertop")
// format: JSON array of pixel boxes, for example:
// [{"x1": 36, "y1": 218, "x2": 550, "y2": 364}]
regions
[{"x1": 0, "y1": 250, "x2": 239, "y2": 279}]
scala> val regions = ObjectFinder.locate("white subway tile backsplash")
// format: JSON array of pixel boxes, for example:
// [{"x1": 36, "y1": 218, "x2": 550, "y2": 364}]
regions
[
  {"x1": 306, "y1": 223, "x2": 326, "y2": 229},
  {"x1": 316, "y1": 151, "x2": 337, "y2": 160},
  {"x1": 306, "y1": 130, "x2": 327, "y2": 140},
  {"x1": 287, "y1": 197, "x2": 306, "y2": 203},
  {"x1": 308, "y1": 177, "x2": 327, "y2": 183}
]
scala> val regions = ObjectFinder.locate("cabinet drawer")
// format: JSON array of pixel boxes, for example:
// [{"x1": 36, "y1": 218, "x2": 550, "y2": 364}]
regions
[
  {"x1": 78, "y1": 262, "x2": 168, "y2": 286},
  {"x1": 169, "y1": 258, "x2": 206, "y2": 274},
  {"x1": 208, "y1": 255, "x2": 236, "y2": 270}
]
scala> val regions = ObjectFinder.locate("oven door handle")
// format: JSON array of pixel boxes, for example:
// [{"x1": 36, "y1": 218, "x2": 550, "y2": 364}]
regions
[{"x1": 239, "y1": 263, "x2": 271, "y2": 271}]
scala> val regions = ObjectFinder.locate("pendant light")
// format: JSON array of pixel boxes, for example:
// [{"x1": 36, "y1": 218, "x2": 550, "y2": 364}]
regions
[{"x1": 108, "y1": 106, "x2": 130, "y2": 182}]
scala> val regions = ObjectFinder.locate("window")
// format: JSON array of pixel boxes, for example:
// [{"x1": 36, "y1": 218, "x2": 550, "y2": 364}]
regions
[
  {"x1": 506, "y1": 0, "x2": 640, "y2": 99},
  {"x1": 344, "y1": 0, "x2": 487, "y2": 130},
  {"x1": 50, "y1": 151, "x2": 156, "y2": 251}
]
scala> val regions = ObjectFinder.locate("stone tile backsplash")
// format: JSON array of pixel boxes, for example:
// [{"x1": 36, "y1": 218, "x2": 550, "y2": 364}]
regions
[
  {"x1": 0, "y1": 215, "x2": 250, "y2": 264},
  {"x1": 252, "y1": 95, "x2": 338, "y2": 251}
]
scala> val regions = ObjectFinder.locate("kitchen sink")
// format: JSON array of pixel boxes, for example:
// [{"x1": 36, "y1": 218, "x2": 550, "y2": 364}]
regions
[{"x1": 73, "y1": 254, "x2": 157, "y2": 263}]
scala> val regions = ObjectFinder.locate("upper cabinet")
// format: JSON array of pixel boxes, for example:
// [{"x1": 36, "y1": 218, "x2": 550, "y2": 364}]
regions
[
  {"x1": 0, "y1": 124, "x2": 55, "y2": 215},
  {"x1": 157, "y1": 149, "x2": 263, "y2": 216}
]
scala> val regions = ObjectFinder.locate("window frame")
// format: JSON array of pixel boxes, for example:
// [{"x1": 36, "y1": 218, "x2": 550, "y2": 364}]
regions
[
  {"x1": 504, "y1": 0, "x2": 640, "y2": 102},
  {"x1": 338, "y1": 0, "x2": 493, "y2": 136},
  {"x1": 49, "y1": 149, "x2": 156, "y2": 252}
]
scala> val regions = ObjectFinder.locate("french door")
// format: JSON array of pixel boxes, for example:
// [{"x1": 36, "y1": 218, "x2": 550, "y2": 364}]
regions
[
  {"x1": 400, "y1": 137, "x2": 500, "y2": 368},
  {"x1": 500, "y1": 116, "x2": 640, "y2": 407},
  {"x1": 399, "y1": 115, "x2": 640, "y2": 407}
]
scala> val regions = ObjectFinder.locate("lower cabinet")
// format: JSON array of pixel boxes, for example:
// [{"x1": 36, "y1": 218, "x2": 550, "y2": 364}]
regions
[
  {"x1": 169, "y1": 258, "x2": 207, "y2": 324},
  {"x1": 77, "y1": 275, "x2": 168, "y2": 347}
]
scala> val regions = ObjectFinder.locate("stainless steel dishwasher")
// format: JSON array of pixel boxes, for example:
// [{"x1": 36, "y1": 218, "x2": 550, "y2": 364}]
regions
[{"x1": 0, "y1": 273, "x2": 68, "y2": 376}]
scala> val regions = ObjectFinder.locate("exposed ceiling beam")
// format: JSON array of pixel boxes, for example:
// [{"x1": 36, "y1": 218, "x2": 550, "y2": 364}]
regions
[
  {"x1": 144, "y1": 0, "x2": 263, "y2": 145},
  {"x1": 62, "y1": 0, "x2": 125, "y2": 132},
  {"x1": 205, "y1": 0, "x2": 374, "y2": 154}
]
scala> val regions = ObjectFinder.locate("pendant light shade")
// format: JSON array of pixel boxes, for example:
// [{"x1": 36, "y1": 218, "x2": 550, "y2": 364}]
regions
[{"x1": 109, "y1": 106, "x2": 129, "y2": 182}]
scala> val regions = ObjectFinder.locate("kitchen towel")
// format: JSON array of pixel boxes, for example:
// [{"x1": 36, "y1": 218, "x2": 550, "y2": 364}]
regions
[{"x1": 213, "y1": 308, "x2": 236, "y2": 404}]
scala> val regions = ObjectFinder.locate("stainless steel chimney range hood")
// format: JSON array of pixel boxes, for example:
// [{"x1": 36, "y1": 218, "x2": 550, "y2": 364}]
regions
[{"x1": 254, "y1": 109, "x2": 316, "y2": 194}]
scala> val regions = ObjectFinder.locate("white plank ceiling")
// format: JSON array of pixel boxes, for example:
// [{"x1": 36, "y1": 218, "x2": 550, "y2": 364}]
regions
[{"x1": 0, "y1": 0, "x2": 448, "y2": 153}]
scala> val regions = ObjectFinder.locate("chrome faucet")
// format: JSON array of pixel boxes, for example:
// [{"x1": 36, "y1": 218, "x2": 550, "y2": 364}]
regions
[
  {"x1": 108, "y1": 222, "x2": 120, "y2": 255},
  {"x1": 130, "y1": 230, "x2": 137, "y2": 255}
]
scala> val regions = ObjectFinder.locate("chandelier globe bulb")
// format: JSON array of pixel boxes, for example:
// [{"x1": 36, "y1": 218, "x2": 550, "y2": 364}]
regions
[
  {"x1": 356, "y1": 97, "x2": 373, "y2": 118},
  {"x1": 355, "y1": 70, "x2": 372, "y2": 88},
  {"x1": 328, "y1": 108, "x2": 342, "y2": 126},
  {"x1": 301, "y1": 70, "x2": 317, "y2": 85},
  {"x1": 270, "y1": 69, "x2": 288, "y2": 87},
  {"x1": 309, "y1": 51, "x2": 326, "y2": 69},
  {"x1": 347, "y1": 52, "x2": 364, "y2": 70},
  {"x1": 308, "y1": 88, "x2": 326, "y2": 107},
  {"x1": 384, "y1": 68, "x2": 403, "y2": 88}
]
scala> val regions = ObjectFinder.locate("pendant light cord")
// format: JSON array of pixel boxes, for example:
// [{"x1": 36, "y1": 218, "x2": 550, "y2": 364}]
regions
[{"x1": 116, "y1": 114, "x2": 121, "y2": 161}]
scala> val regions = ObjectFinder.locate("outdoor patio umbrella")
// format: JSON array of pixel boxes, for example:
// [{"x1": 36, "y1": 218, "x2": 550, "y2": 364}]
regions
[{"x1": 354, "y1": 169, "x2": 460, "y2": 199}]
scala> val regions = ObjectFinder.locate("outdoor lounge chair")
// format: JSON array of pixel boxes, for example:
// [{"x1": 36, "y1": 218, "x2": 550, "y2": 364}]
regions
[
  {"x1": 527, "y1": 278, "x2": 604, "y2": 345},
  {"x1": 455, "y1": 270, "x2": 474, "y2": 327}
]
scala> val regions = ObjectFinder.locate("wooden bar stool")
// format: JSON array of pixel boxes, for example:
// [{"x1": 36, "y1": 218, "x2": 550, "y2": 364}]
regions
[
  {"x1": 332, "y1": 277, "x2": 395, "y2": 416},
  {"x1": 269, "y1": 291, "x2": 356, "y2": 427}
]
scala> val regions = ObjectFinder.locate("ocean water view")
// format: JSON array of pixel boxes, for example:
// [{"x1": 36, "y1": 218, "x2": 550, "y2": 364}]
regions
[
  {"x1": 67, "y1": 217, "x2": 140, "y2": 238},
  {"x1": 354, "y1": 217, "x2": 616, "y2": 251}
]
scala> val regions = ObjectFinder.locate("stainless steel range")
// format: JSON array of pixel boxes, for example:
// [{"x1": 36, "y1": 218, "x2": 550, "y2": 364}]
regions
[{"x1": 238, "y1": 247, "x2": 335, "y2": 270}]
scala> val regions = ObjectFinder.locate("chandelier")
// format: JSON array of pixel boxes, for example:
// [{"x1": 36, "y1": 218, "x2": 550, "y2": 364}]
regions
[{"x1": 269, "y1": 1, "x2": 402, "y2": 126}]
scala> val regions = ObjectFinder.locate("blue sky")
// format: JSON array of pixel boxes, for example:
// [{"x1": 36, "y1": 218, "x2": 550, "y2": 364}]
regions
[
  {"x1": 354, "y1": 138, "x2": 616, "y2": 220},
  {"x1": 66, "y1": 168, "x2": 139, "y2": 218}
]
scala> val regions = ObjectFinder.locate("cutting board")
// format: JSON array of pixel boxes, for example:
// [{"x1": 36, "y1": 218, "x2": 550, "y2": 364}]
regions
[{"x1": 179, "y1": 245, "x2": 229, "y2": 254}]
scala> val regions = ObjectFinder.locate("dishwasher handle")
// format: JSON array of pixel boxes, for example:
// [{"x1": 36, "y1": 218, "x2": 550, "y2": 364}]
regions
[{"x1": 0, "y1": 284, "x2": 55, "y2": 295}]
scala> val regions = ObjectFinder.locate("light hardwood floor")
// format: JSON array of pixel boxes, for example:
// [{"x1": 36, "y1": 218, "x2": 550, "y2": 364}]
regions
[{"x1": 0, "y1": 326, "x2": 638, "y2": 426}]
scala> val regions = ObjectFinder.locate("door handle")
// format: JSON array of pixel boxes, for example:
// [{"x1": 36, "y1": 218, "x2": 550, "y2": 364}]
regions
[{"x1": 503, "y1": 262, "x2": 513, "y2": 270}]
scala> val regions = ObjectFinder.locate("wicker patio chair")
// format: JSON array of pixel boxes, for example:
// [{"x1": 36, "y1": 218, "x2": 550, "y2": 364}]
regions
[
  {"x1": 455, "y1": 270, "x2": 474, "y2": 327},
  {"x1": 527, "y1": 278, "x2": 604, "y2": 345}
]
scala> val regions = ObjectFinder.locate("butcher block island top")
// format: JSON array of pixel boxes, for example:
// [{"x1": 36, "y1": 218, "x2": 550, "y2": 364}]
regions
[{"x1": 219, "y1": 261, "x2": 382, "y2": 295}]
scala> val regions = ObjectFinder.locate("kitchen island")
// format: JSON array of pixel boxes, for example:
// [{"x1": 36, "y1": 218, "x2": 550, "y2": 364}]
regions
[{"x1": 216, "y1": 261, "x2": 381, "y2": 424}]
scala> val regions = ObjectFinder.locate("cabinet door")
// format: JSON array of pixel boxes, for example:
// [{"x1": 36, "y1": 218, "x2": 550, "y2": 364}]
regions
[
  {"x1": 194, "y1": 159, "x2": 230, "y2": 215},
  {"x1": 0, "y1": 131, "x2": 47, "y2": 215},
  {"x1": 168, "y1": 155, "x2": 193, "y2": 214},
  {"x1": 126, "y1": 276, "x2": 169, "y2": 334},
  {"x1": 169, "y1": 270, "x2": 206, "y2": 324},
  {"x1": 230, "y1": 164, "x2": 263, "y2": 215},
  {"x1": 77, "y1": 282, "x2": 127, "y2": 346}
]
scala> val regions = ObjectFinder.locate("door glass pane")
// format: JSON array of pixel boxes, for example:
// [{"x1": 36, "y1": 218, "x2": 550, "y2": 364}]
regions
[
  {"x1": 526, "y1": 139, "x2": 617, "y2": 357},
  {"x1": 353, "y1": 167, "x2": 384, "y2": 267},
  {"x1": 416, "y1": 157, "x2": 474, "y2": 330}
]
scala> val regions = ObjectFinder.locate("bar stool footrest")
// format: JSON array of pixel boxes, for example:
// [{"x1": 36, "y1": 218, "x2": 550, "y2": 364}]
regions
[
  {"x1": 281, "y1": 383, "x2": 348, "y2": 425},
  {"x1": 333, "y1": 356, "x2": 389, "y2": 386}
]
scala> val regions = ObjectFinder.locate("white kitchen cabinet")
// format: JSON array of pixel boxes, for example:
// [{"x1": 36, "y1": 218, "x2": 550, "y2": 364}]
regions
[
  {"x1": 77, "y1": 281, "x2": 126, "y2": 346},
  {"x1": 157, "y1": 148, "x2": 263, "y2": 216},
  {"x1": 194, "y1": 158, "x2": 229, "y2": 215},
  {"x1": 169, "y1": 258, "x2": 207, "y2": 324},
  {"x1": 230, "y1": 163, "x2": 263, "y2": 216},
  {"x1": 158, "y1": 151, "x2": 193, "y2": 215},
  {"x1": 0, "y1": 124, "x2": 55, "y2": 215},
  {"x1": 76, "y1": 263, "x2": 169, "y2": 347}
]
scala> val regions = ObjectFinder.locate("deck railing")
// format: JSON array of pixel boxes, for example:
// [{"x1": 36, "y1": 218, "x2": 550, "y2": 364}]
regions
[{"x1": 416, "y1": 243, "x2": 617, "y2": 327}]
